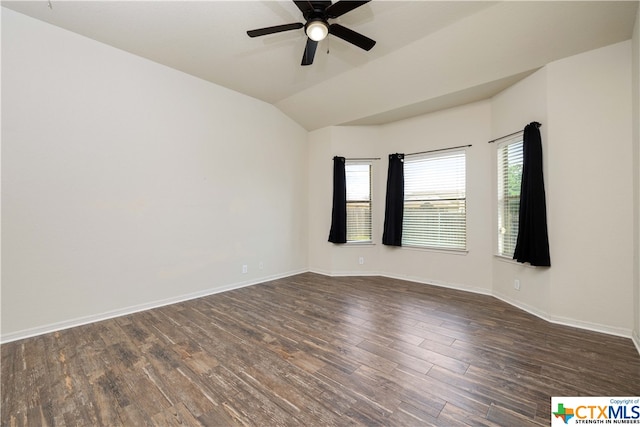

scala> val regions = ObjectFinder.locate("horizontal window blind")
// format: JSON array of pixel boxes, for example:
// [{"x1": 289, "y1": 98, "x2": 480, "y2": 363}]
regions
[
  {"x1": 346, "y1": 162, "x2": 372, "y2": 242},
  {"x1": 497, "y1": 138, "x2": 523, "y2": 257},
  {"x1": 402, "y1": 149, "x2": 466, "y2": 250}
]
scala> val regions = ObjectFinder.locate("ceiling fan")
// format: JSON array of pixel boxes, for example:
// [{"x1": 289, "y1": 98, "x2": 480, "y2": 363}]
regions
[{"x1": 246, "y1": 0, "x2": 376, "y2": 66}]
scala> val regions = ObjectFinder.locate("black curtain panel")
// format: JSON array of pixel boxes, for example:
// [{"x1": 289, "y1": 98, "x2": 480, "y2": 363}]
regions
[
  {"x1": 382, "y1": 153, "x2": 405, "y2": 246},
  {"x1": 513, "y1": 122, "x2": 551, "y2": 266},
  {"x1": 328, "y1": 156, "x2": 347, "y2": 244}
]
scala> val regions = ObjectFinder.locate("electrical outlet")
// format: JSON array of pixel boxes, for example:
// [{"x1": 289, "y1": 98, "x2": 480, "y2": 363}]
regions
[
  {"x1": 259, "y1": 262, "x2": 264, "y2": 270},
  {"x1": 358, "y1": 256, "x2": 364, "y2": 265},
  {"x1": 242, "y1": 265, "x2": 248, "y2": 274},
  {"x1": 514, "y1": 279, "x2": 520, "y2": 290}
]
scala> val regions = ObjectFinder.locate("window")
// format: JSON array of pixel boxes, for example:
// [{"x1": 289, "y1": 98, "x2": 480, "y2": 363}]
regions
[
  {"x1": 497, "y1": 137, "x2": 523, "y2": 257},
  {"x1": 346, "y1": 162, "x2": 372, "y2": 243},
  {"x1": 402, "y1": 149, "x2": 466, "y2": 250}
]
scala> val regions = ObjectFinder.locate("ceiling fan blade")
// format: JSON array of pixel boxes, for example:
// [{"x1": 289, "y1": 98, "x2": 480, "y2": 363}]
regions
[
  {"x1": 247, "y1": 22, "x2": 303, "y2": 38},
  {"x1": 329, "y1": 23, "x2": 376, "y2": 51},
  {"x1": 294, "y1": 1, "x2": 332, "y2": 13},
  {"x1": 301, "y1": 38, "x2": 319, "y2": 66},
  {"x1": 293, "y1": 1, "x2": 314, "y2": 14},
  {"x1": 325, "y1": 0, "x2": 370, "y2": 18}
]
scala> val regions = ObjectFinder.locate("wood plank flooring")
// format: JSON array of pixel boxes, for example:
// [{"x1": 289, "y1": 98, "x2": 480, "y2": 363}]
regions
[{"x1": 2, "y1": 273, "x2": 640, "y2": 426}]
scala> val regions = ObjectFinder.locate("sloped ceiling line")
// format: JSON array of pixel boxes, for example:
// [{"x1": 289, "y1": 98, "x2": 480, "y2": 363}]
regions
[{"x1": 2, "y1": 1, "x2": 638, "y2": 130}]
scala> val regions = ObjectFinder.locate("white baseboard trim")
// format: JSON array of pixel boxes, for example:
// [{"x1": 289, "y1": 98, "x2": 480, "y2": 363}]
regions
[
  {"x1": 380, "y1": 272, "x2": 492, "y2": 297},
  {"x1": 0, "y1": 269, "x2": 307, "y2": 344},
  {"x1": 312, "y1": 269, "x2": 638, "y2": 354},
  {"x1": 493, "y1": 291, "x2": 632, "y2": 339},
  {"x1": 4, "y1": 268, "x2": 639, "y2": 359},
  {"x1": 633, "y1": 330, "x2": 640, "y2": 355},
  {"x1": 309, "y1": 269, "x2": 492, "y2": 296},
  {"x1": 492, "y1": 291, "x2": 551, "y2": 321},
  {"x1": 308, "y1": 268, "x2": 383, "y2": 277}
]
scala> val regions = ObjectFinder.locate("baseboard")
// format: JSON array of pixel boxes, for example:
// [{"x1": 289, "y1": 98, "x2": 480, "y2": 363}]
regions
[
  {"x1": 309, "y1": 269, "x2": 492, "y2": 296},
  {"x1": 492, "y1": 291, "x2": 551, "y2": 322},
  {"x1": 4, "y1": 268, "x2": 639, "y2": 359},
  {"x1": 314, "y1": 269, "x2": 638, "y2": 353},
  {"x1": 492, "y1": 291, "x2": 633, "y2": 340},
  {"x1": 0, "y1": 269, "x2": 307, "y2": 344},
  {"x1": 308, "y1": 268, "x2": 383, "y2": 277},
  {"x1": 633, "y1": 330, "x2": 640, "y2": 355},
  {"x1": 380, "y1": 272, "x2": 492, "y2": 296},
  {"x1": 548, "y1": 313, "x2": 633, "y2": 339}
]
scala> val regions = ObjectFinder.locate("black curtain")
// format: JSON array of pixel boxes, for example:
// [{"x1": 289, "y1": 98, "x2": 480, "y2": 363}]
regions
[
  {"x1": 513, "y1": 122, "x2": 551, "y2": 266},
  {"x1": 328, "y1": 156, "x2": 347, "y2": 244},
  {"x1": 382, "y1": 153, "x2": 404, "y2": 246}
]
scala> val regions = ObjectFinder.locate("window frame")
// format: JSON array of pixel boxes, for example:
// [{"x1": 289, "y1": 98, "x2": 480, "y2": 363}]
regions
[
  {"x1": 401, "y1": 148, "x2": 467, "y2": 252},
  {"x1": 345, "y1": 160, "x2": 373, "y2": 244},
  {"x1": 496, "y1": 135, "x2": 523, "y2": 259}
]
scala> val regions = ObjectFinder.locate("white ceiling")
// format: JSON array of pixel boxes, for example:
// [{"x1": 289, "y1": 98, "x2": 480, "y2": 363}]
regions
[{"x1": 3, "y1": 1, "x2": 638, "y2": 130}]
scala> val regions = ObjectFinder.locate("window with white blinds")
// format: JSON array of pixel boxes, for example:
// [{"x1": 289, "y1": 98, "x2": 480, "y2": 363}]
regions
[
  {"x1": 346, "y1": 162, "x2": 372, "y2": 243},
  {"x1": 402, "y1": 149, "x2": 466, "y2": 250},
  {"x1": 497, "y1": 137, "x2": 523, "y2": 257}
]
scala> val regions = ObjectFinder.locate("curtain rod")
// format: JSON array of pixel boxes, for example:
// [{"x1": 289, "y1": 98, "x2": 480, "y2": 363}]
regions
[
  {"x1": 345, "y1": 157, "x2": 381, "y2": 161},
  {"x1": 488, "y1": 122, "x2": 542, "y2": 144},
  {"x1": 406, "y1": 144, "x2": 471, "y2": 157}
]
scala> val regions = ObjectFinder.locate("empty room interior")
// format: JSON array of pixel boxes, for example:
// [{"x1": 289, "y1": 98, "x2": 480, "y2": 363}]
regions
[{"x1": 2, "y1": 1, "x2": 640, "y2": 426}]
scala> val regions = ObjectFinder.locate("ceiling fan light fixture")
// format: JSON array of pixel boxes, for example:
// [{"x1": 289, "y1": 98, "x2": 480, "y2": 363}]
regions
[{"x1": 306, "y1": 19, "x2": 329, "y2": 41}]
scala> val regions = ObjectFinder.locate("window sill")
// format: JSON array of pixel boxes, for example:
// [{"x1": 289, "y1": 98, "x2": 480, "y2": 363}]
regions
[
  {"x1": 493, "y1": 254, "x2": 537, "y2": 268},
  {"x1": 398, "y1": 245, "x2": 468, "y2": 256},
  {"x1": 344, "y1": 241, "x2": 376, "y2": 247}
]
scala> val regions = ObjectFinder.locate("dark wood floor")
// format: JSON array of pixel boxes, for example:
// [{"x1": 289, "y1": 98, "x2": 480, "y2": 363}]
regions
[{"x1": 2, "y1": 273, "x2": 640, "y2": 426}]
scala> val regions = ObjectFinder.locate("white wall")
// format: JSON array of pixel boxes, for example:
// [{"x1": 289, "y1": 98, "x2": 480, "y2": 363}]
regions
[
  {"x1": 3, "y1": 7, "x2": 637, "y2": 346},
  {"x1": 307, "y1": 126, "x2": 382, "y2": 276},
  {"x1": 378, "y1": 103, "x2": 493, "y2": 293},
  {"x1": 546, "y1": 41, "x2": 633, "y2": 334},
  {"x1": 307, "y1": 101, "x2": 494, "y2": 294},
  {"x1": 307, "y1": 127, "x2": 334, "y2": 275},
  {"x1": 491, "y1": 68, "x2": 552, "y2": 317},
  {"x1": 309, "y1": 41, "x2": 636, "y2": 339},
  {"x1": 1, "y1": 8, "x2": 308, "y2": 341},
  {"x1": 492, "y1": 41, "x2": 634, "y2": 336}
]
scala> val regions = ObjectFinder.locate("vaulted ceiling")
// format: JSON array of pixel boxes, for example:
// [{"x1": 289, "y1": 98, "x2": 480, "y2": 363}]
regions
[{"x1": 3, "y1": 1, "x2": 638, "y2": 130}]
